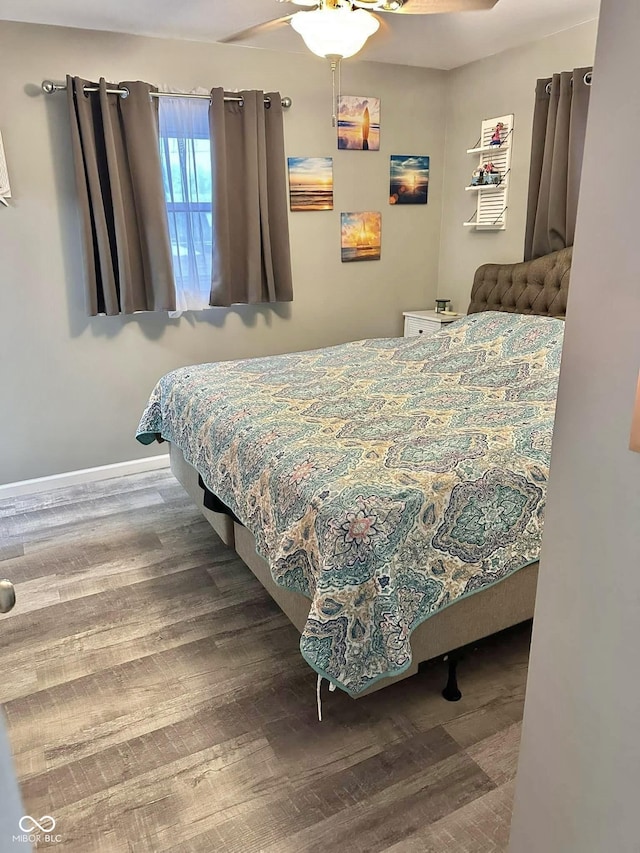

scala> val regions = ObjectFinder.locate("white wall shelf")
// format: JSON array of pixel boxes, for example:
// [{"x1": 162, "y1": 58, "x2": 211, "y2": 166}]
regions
[
  {"x1": 466, "y1": 142, "x2": 511, "y2": 155},
  {"x1": 464, "y1": 183, "x2": 507, "y2": 192},
  {"x1": 464, "y1": 114, "x2": 513, "y2": 232},
  {"x1": 463, "y1": 221, "x2": 508, "y2": 230}
]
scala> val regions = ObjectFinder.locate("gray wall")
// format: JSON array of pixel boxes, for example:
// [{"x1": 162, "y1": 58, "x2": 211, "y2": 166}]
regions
[
  {"x1": 437, "y1": 21, "x2": 598, "y2": 313},
  {"x1": 509, "y1": 0, "x2": 640, "y2": 849},
  {"x1": 0, "y1": 18, "x2": 602, "y2": 484},
  {"x1": 0, "y1": 21, "x2": 446, "y2": 484}
]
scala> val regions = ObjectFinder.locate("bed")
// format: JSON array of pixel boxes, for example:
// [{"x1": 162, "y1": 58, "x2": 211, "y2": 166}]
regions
[{"x1": 137, "y1": 247, "x2": 572, "y2": 699}]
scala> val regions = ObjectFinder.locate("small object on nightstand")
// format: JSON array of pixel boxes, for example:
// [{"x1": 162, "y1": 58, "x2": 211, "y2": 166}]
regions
[
  {"x1": 403, "y1": 309, "x2": 460, "y2": 338},
  {"x1": 435, "y1": 299, "x2": 450, "y2": 313}
]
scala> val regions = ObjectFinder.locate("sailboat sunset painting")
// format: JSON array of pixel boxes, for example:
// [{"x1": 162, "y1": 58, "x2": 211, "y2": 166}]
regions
[
  {"x1": 337, "y1": 96, "x2": 380, "y2": 151},
  {"x1": 341, "y1": 212, "x2": 381, "y2": 262},
  {"x1": 390, "y1": 155, "x2": 430, "y2": 204}
]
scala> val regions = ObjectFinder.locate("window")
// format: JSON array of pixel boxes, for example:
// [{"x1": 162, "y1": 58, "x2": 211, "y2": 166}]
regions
[{"x1": 158, "y1": 96, "x2": 213, "y2": 313}]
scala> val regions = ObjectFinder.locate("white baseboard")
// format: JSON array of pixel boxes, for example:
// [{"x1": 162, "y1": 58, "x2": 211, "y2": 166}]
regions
[{"x1": 0, "y1": 455, "x2": 171, "y2": 500}]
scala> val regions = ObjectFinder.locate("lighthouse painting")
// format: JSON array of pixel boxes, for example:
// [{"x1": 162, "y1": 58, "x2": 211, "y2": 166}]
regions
[
  {"x1": 341, "y1": 211, "x2": 381, "y2": 262},
  {"x1": 337, "y1": 96, "x2": 380, "y2": 151}
]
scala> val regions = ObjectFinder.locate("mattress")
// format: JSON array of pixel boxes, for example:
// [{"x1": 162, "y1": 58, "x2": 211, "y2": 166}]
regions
[{"x1": 137, "y1": 311, "x2": 563, "y2": 694}]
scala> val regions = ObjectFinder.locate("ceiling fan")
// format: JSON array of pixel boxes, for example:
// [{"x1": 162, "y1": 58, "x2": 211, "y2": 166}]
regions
[{"x1": 221, "y1": 0, "x2": 499, "y2": 60}]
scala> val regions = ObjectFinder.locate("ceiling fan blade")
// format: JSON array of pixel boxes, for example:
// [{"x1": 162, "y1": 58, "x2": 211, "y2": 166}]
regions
[
  {"x1": 391, "y1": 0, "x2": 498, "y2": 14},
  {"x1": 219, "y1": 15, "x2": 293, "y2": 44}
]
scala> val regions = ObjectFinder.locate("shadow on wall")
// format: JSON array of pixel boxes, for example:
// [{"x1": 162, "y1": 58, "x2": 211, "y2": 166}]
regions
[
  {"x1": 31, "y1": 81, "x2": 292, "y2": 344},
  {"x1": 84, "y1": 302, "x2": 293, "y2": 343}
]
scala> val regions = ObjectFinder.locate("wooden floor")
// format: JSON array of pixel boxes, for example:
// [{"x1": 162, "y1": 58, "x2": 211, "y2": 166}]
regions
[{"x1": 0, "y1": 470, "x2": 530, "y2": 852}]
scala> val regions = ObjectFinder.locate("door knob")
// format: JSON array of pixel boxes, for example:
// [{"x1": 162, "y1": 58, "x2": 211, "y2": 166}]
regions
[{"x1": 0, "y1": 580, "x2": 16, "y2": 613}]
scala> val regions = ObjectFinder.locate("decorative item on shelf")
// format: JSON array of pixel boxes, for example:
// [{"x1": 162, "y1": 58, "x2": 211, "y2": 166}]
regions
[
  {"x1": 483, "y1": 163, "x2": 501, "y2": 185},
  {"x1": 490, "y1": 122, "x2": 505, "y2": 145},
  {"x1": 464, "y1": 113, "x2": 513, "y2": 231},
  {"x1": 470, "y1": 163, "x2": 501, "y2": 187},
  {"x1": 389, "y1": 155, "x2": 429, "y2": 204},
  {"x1": 470, "y1": 166, "x2": 484, "y2": 186},
  {"x1": 435, "y1": 299, "x2": 451, "y2": 313}
]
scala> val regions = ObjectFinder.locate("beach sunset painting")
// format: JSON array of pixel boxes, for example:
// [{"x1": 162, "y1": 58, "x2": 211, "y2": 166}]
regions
[
  {"x1": 337, "y1": 96, "x2": 380, "y2": 151},
  {"x1": 341, "y1": 211, "x2": 381, "y2": 262},
  {"x1": 389, "y1": 155, "x2": 430, "y2": 204},
  {"x1": 287, "y1": 157, "x2": 333, "y2": 211}
]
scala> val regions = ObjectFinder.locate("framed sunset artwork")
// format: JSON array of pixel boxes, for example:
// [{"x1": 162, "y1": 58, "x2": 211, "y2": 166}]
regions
[
  {"x1": 337, "y1": 96, "x2": 380, "y2": 151},
  {"x1": 340, "y1": 212, "x2": 381, "y2": 262},
  {"x1": 287, "y1": 157, "x2": 333, "y2": 211},
  {"x1": 389, "y1": 155, "x2": 429, "y2": 205}
]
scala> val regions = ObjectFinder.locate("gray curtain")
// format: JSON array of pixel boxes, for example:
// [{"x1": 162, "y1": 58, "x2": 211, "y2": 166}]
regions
[
  {"x1": 66, "y1": 76, "x2": 175, "y2": 315},
  {"x1": 209, "y1": 89, "x2": 293, "y2": 307},
  {"x1": 524, "y1": 67, "x2": 592, "y2": 261}
]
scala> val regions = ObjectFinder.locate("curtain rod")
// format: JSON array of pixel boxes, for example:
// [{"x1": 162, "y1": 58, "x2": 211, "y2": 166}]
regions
[
  {"x1": 41, "y1": 80, "x2": 292, "y2": 109},
  {"x1": 545, "y1": 71, "x2": 592, "y2": 95}
]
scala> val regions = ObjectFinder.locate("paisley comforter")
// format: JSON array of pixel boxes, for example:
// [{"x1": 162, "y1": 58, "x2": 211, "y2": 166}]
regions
[{"x1": 137, "y1": 312, "x2": 563, "y2": 694}]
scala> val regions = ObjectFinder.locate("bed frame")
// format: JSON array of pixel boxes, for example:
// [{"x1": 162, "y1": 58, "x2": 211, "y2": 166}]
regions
[{"x1": 170, "y1": 246, "x2": 572, "y2": 699}]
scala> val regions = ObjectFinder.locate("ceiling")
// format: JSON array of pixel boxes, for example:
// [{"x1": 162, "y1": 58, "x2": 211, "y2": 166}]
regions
[{"x1": 0, "y1": 0, "x2": 600, "y2": 69}]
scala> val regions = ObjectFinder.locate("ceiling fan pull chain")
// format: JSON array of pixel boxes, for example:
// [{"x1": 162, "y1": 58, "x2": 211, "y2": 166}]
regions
[
  {"x1": 329, "y1": 54, "x2": 342, "y2": 127},
  {"x1": 331, "y1": 58, "x2": 337, "y2": 126}
]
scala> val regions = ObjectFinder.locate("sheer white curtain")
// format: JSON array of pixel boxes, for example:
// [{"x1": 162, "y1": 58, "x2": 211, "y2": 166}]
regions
[{"x1": 158, "y1": 93, "x2": 212, "y2": 314}]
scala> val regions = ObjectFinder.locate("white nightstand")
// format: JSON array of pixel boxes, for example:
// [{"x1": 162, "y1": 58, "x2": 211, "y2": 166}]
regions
[{"x1": 403, "y1": 310, "x2": 459, "y2": 338}]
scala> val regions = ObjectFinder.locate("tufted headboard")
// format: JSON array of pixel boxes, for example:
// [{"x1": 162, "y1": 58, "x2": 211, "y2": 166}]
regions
[{"x1": 467, "y1": 247, "x2": 572, "y2": 318}]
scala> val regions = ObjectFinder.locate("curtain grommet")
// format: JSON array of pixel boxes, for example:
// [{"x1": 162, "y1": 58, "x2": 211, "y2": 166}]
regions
[{"x1": 120, "y1": 86, "x2": 130, "y2": 100}]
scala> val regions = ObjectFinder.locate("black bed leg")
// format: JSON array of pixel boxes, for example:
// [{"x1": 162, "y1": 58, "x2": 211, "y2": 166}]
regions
[{"x1": 442, "y1": 653, "x2": 462, "y2": 702}]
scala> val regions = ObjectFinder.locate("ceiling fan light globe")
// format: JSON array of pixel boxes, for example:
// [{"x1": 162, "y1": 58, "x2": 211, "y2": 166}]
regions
[
  {"x1": 290, "y1": 7, "x2": 379, "y2": 59},
  {"x1": 290, "y1": 0, "x2": 319, "y2": 6}
]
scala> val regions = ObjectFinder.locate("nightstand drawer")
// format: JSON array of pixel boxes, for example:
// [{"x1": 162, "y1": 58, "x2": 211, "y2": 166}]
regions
[{"x1": 404, "y1": 317, "x2": 442, "y2": 337}]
